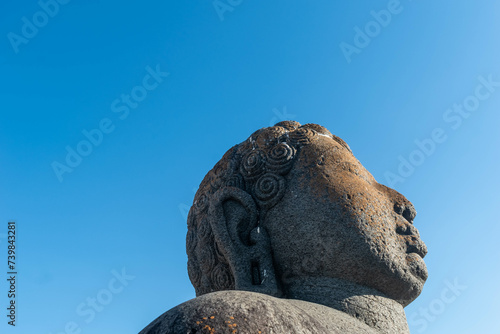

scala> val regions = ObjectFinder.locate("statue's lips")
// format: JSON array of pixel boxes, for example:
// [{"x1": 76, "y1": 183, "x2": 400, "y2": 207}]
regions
[
  {"x1": 406, "y1": 240, "x2": 427, "y2": 259},
  {"x1": 409, "y1": 249, "x2": 427, "y2": 260}
]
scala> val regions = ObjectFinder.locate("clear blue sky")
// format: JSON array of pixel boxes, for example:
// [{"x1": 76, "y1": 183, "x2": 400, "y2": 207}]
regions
[{"x1": 1, "y1": 1, "x2": 499, "y2": 333}]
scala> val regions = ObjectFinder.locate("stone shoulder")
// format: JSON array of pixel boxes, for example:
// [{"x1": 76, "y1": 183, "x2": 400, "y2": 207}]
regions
[{"x1": 140, "y1": 290, "x2": 376, "y2": 334}]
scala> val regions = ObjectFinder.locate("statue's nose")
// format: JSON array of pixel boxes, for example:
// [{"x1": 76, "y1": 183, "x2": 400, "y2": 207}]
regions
[
  {"x1": 396, "y1": 218, "x2": 419, "y2": 237},
  {"x1": 394, "y1": 204, "x2": 427, "y2": 258},
  {"x1": 394, "y1": 202, "x2": 417, "y2": 224}
]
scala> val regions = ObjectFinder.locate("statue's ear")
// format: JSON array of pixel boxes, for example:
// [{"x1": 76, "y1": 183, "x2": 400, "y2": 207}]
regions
[{"x1": 209, "y1": 187, "x2": 281, "y2": 297}]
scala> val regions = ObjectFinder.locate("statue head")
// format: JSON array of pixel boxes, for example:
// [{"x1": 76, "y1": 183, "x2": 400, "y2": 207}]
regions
[{"x1": 186, "y1": 121, "x2": 427, "y2": 307}]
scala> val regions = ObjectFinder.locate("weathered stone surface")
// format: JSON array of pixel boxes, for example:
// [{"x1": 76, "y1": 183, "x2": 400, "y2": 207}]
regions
[
  {"x1": 141, "y1": 121, "x2": 428, "y2": 333},
  {"x1": 140, "y1": 290, "x2": 380, "y2": 334}
]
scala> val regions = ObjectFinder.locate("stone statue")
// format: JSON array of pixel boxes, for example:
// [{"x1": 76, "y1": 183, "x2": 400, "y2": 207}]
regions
[{"x1": 140, "y1": 121, "x2": 428, "y2": 334}]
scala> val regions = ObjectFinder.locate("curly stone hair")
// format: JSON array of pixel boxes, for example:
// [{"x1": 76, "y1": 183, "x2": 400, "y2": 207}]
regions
[{"x1": 186, "y1": 121, "x2": 351, "y2": 296}]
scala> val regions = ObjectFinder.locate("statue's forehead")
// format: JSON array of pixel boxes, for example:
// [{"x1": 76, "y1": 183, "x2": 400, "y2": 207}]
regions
[
  {"x1": 298, "y1": 135, "x2": 362, "y2": 165},
  {"x1": 295, "y1": 136, "x2": 376, "y2": 186}
]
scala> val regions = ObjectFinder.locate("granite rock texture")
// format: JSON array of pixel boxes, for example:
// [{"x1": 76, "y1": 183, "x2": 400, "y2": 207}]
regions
[{"x1": 141, "y1": 121, "x2": 428, "y2": 333}]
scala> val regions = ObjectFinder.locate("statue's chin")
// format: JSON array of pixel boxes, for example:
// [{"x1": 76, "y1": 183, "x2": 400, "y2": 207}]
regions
[
  {"x1": 398, "y1": 281, "x2": 425, "y2": 307},
  {"x1": 406, "y1": 253, "x2": 428, "y2": 279},
  {"x1": 396, "y1": 266, "x2": 428, "y2": 307},
  {"x1": 372, "y1": 256, "x2": 427, "y2": 307}
]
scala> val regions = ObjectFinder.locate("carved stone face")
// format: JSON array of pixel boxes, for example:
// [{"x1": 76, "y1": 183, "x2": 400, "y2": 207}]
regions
[
  {"x1": 263, "y1": 133, "x2": 428, "y2": 306},
  {"x1": 188, "y1": 122, "x2": 427, "y2": 306}
]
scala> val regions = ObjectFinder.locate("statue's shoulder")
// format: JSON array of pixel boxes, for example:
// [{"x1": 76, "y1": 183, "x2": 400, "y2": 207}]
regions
[{"x1": 140, "y1": 290, "x2": 376, "y2": 334}]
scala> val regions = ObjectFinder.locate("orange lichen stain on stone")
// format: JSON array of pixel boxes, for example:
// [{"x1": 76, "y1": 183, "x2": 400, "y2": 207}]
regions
[
  {"x1": 195, "y1": 316, "x2": 219, "y2": 334},
  {"x1": 202, "y1": 324, "x2": 216, "y2": 334},
  {"x1": 226, "y1": 317, "x2": 238, "y2": 333},
  {"x1": 222, "y1": 316, "x2": 238, "y2": 332}
]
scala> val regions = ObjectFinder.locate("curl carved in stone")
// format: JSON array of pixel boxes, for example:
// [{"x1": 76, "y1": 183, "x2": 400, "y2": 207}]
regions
[
  {"x1": 225, "y1": 173, "x2": 245, "y2": 190},
  {"x1": 240, "y1": 150, "x2": 266, "y2": 181},
  {"x1": 211, "y1": 263, "x2": 234, "y2": 291},
  {"x1": 197, "y1": 218, "x2": 212, "y2": 242},
  {"x1": 275, "y1": 120, "x2": 300, "y2": 131},
  {"x1": 255, "y1": 126, "x2": 287, "y2": 148},
  {"x1": 266, "y1": 142, "x2": 296, "y2": 175},
  {"x1": 253, "y1": 173, "x2": 286, "y2": 209},
  {"x1": 199, "y1": 246, "x2": 216, "y2": 274},
  {"x1": 289, "y1": 127, "x2": 318, "y2": 146},
  {"x1": 194, "y1": 193, "x2": 208, "y2": 214},
  {"x1": 302, "y1": 123, "x2": 333, "y2": 137}
]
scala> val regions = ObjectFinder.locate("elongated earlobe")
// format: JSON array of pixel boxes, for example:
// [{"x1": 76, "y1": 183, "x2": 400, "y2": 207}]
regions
[{"x1": 209, "y1": 187, "x2": 281, "y2": 297}]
